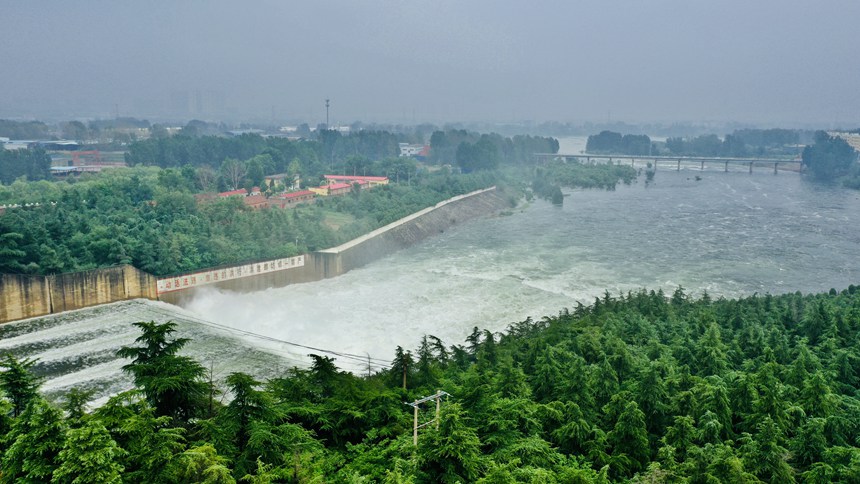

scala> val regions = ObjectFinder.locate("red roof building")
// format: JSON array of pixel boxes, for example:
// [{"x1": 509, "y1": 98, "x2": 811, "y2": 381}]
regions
[
  {"x1": 219, "y1": 188, "x2": 247, "y2": 197},
  {"x1": 243, "y1": 195, "x2": 268, "y2": 210},
  {"x1": 268, "y1": 190, "x2": 316, "y2": 208}
]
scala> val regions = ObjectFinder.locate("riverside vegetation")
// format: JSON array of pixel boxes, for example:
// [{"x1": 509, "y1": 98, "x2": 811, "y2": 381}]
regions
[{"x1": 1, "y1": 287, "x2": 859, "y2": 482}]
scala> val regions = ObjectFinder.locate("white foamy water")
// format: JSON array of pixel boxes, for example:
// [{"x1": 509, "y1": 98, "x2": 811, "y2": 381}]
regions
[{"x1": 0, "y1": 300, "x2": 298, "y2": 403}]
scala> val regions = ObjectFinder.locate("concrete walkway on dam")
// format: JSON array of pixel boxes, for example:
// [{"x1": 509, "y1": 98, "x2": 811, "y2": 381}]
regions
[{"x1": 318, "y1": 186, "x2": 499, "y2": 255}]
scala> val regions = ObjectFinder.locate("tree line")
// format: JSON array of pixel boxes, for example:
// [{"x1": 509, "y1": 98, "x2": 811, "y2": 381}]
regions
[
  {"x1": 802, "y1": 131, "x2": 860, "y2": 187},
  {"x1": 586, "y1": 131, "x2": 652, "y2": 156},
  {"x1": 531, "y1": 161, "x2": 638, "y2": 205},
  {"x1": 429, "y1": 130, "x2": 559, "y2": 172},
  {"x1": 0, "y1": 166, "x2": 501, "y2": 277},
  {"x1": 586, "y1": 128, "x2": 817, "y2": 159},
  {"x1": 0, "y1": 148, "x2": 52, "y2": 185},
  {"x1": 2, "y1": 285, "x2": 859, "y2": 482},
  {"x1": 0, "y1": 126, "x2": 562, "y2": 278}
]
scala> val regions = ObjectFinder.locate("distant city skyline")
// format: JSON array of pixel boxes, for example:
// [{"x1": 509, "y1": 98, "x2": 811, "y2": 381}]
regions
[{"x1": 2, "y1": 1, "x2": 859, "y2": 128}]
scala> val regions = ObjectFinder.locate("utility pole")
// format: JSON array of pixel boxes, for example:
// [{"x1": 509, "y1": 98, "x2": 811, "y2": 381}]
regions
[
  {"x1": 405, "y1": 390, "x2": 452, "y2": 446},
  {"x1": 325, "y1": 99, "x2": 330, "y2": 129}
]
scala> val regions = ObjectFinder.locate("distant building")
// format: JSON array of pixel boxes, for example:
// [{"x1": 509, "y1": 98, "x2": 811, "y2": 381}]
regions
[
  {"x1": 264, "y1": 173, "x2": 296, "y2": 189},
  {"x1": 323, "y1": 175, "x2": 388, "y2": 187},
  {"x1": 2, "y1": 139, "x2": 79, "y2": 151},
  {"x1": 243, "y1": 194, "x2": 268, "y2": 210},
  {"x1": 219, "y1": 188, "x2": 248, "y2": 198},
  {"x1": 399, "y1": 143, "x2": 429, "y2": 159},
  {"x1": 309, "y1": 182, "x2": 354, "y2": 197},
  {"x1": 2, "y1": 142, "x2": 29, "y2": 150},
  {"x1": 37, "y1": 140, "x2": 80, "y2": 151},
  {"x1": 226, "y1": 129, "x2": 264, "y2": 137},
  {"x1": 268, "y1": 190, "x2": 316, "y2": 208}
]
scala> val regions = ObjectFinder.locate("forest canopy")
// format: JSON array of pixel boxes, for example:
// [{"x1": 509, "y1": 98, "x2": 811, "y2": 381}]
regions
[{"x1": 2, "y1": 286, "x2": 859, "y2": 482}]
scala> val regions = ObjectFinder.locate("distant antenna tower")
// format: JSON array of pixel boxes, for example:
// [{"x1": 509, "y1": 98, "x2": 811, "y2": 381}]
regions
[{"x1": 325, "y1": 99, "x2": 330, "y2": 128}]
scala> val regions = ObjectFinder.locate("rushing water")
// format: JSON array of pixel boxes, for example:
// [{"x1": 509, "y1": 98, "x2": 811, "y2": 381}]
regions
[{"x1": 4, "y1": 169, "x2": 860, "y2": 396}]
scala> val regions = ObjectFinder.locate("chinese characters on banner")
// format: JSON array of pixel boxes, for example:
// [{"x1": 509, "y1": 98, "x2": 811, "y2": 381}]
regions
[{"x1": 156, "y1": 255, "x2": 305, "y2": 294}]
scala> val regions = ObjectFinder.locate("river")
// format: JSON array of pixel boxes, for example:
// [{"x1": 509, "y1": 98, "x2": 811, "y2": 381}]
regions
[
  {"x1": 3, "y1": 168, "x2": 860, "y2": 399},
  {"x1": 185, "y1": 169, "x2": 860, "y2": 371}
]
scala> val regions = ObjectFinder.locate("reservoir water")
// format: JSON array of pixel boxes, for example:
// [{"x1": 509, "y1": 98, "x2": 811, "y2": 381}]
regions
[{"x1": 4, "y1": 169, "x2": 860, "y2": 399}]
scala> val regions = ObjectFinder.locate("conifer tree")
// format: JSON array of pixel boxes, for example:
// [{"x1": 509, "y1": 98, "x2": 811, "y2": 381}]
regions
[
  {"x1": 52, "y1": 419, "x2": 124, "y2": 484},
  {"x1": 390, "y1": 347, "x2": 414, "y2": 390},
  {"x1": 116, "y1": 321, "x2": 209, "y2": 424},
  {"x1": 417, "y1": 403, "x2": 483, "y2": 483},
  {"x1": 0, "y1": 398, "x2": 65, "y2": 484},
  {"x1": 607, "y1": 401, "x2": 649, "y2": 475},
  {"x1": 0, "y1": 355, "x2": 41, "y2": 418}
]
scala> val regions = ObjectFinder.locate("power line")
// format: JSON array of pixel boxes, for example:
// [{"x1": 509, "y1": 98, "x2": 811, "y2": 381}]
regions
[
  {"x1": 406, "y1": 390, "x2": 452, "y2": 446},
  {"x1": 168, "y1": 311, "x2": 393, "y2": 369}
]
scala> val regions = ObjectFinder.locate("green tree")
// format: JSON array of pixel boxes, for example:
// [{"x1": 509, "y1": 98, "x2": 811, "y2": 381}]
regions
[
  {"x1": 102, "y1": 400, "x2": 186, "y2": 484},
  {"x1": 61, "y1": 120, "x2": 88, "y2": 141},
  {"x1": 116, "y1": 321, "x2": 209, "y2": 424},
  {"x1": 0, "y1": 232, "x2": 27, "y2": 273},
  {"x1": 416, "y1": 403, "x2": 483, "y2": 483},
  {"x1": 607, "y1": 401, "x2": 650, "y2": 476},
  {"x1": 173, "y1": 444, "x2": 235, "y2": 484},
  {"x1": 696, "y1": 323, "x2": 728, "y2": 376},
  {"x1": 663, "y1": 416, "x2": 696, "y2": 462},
  {"x1": 1, "y1": 398, "x2": 66, "y2": 484},
  {"x1": 791, "y1": 418, "x2": 827, "y2": 470},
  {"x1": 740, "y1": 416, "x2": 795, "y2": 483},
  {"x1": 216, "y1": 372, "x2": 276, "y2": 477},
  {"x1": 52, "y1": 419, "x2": 124, "y2": 484},
  {"x1": 802, "y1": 131, "x2": 857, "y2": 180},
  {"x1": 390, "y1": 346, "x2": 414, "y2": 390},
  {"x1": 0, "y1": 355, "x2": 41, "y2": 418}
]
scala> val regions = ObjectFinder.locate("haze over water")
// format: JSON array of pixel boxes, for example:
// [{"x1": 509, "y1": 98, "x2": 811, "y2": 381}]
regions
[{"x1": 185, "y1": 169, "x2": 860, "y2": 370}]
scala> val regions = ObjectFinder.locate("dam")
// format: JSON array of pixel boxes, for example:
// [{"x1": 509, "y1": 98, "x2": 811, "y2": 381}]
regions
[
  {"x1": 0, "y1": 186, "x2": 512, "y2": 402},
  {"x1": 4, "y1": 171, "x2": 860, "y2": 403}
]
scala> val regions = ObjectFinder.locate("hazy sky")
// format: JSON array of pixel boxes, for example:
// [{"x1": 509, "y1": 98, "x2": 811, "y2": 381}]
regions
[{"x1": 3, "y1": 1, "x2": 859, "y2": 126}]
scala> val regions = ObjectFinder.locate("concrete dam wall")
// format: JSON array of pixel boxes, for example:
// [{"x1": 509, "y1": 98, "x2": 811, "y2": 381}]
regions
[
  {"x1": 318, "y1": 186, "x2": 509, "y2": 274},
  {"x1": 0, "y1": 265, "x2": 158, "y2": 323},
  {"x1": 0, "y1": 187, "x2": 509, "y2": 321},
  {"x1": 159, "y1": 186, "x2": 510, "y2": 305}
]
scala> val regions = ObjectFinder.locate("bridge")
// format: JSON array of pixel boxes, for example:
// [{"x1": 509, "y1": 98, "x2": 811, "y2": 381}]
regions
[{"x1": 533, "y1": 153, "x2": 803, "y2": 174}]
